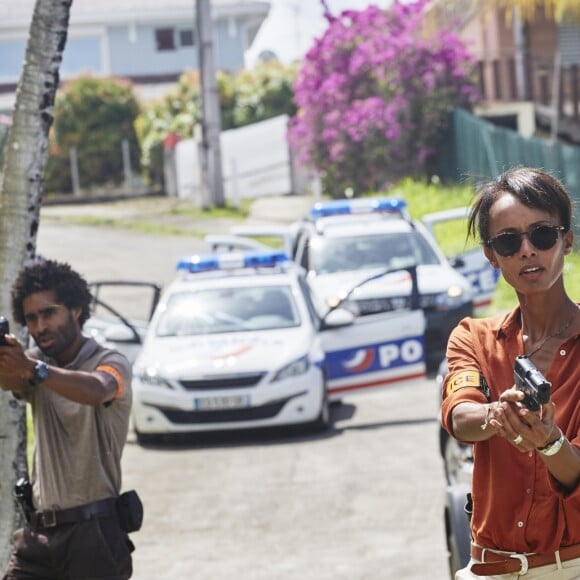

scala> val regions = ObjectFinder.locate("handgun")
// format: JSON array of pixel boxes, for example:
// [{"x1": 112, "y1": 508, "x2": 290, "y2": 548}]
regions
[{"x1": 514, "y1": 355, "x2": 551, "y2": 411}]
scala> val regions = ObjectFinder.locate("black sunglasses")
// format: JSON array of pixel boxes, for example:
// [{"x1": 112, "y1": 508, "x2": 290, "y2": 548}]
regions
[{"x1": 486, "y1": 224, "x2": 566, "y2": 257}]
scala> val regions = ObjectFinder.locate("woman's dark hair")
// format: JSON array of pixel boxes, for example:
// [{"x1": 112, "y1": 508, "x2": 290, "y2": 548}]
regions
[
  {"x1": 11, "y1": 259, "x2": 92, "y2": 328},
  {"x1": 467, "y1": 167, "x2": 572, "y2": 243}
]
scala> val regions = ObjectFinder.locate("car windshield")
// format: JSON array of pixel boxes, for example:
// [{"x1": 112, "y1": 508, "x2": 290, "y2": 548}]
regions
[
  {"x1": 309, "y1": 231, "x2": 440, "y2": 274},
  {"x1": 155, "y1": 285, "x2": 301, "y2": 336}
]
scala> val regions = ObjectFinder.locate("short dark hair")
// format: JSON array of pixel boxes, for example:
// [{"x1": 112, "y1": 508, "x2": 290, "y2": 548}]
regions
[
  {"x1": 11, "y1": 259, "x2": 92, "y2": 328},
  {"x1": 468, "y1": 167, "x2": 573, "y2": 244}
]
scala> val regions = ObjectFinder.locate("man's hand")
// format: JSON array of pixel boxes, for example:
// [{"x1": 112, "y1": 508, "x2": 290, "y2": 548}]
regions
[{"x1": 0, "y1": 335, "x2": 35, "y2": 395}]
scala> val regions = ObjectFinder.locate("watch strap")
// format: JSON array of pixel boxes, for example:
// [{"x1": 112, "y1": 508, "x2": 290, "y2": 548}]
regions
[{"x1": 537, "y1": 428, "x2": 565, "y2": 456}]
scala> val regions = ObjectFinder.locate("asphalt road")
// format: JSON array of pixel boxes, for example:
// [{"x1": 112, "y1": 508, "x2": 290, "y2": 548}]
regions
[{"x1": 36, "y1": 215, "x2": 452, "y2": 580}]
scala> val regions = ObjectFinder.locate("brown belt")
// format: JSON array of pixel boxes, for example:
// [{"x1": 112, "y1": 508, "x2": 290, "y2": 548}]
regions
[{"x1": 470, "y1": 543, "x2": 580, "y2": 576}]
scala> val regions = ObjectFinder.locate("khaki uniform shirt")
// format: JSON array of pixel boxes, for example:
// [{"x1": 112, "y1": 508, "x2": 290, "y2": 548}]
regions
[{"x1": 29, "y1": 337, "x2": 132, "y2": 511}]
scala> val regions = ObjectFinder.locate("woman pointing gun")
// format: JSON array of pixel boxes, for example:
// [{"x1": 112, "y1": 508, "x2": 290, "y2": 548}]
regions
[{"x1": 441, "y1": 167, "x2": 580, "y2": 579}]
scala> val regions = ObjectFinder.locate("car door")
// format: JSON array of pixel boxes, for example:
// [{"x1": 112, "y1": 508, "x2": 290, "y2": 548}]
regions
[
  {"x1": 86, "y1": 281, "x2": 162, "y2": 364},
  {"x1": 320, "y1": 308, "x2": 427, "y2": 400},
  {"x1": 422, "y1": 207, "x2": 501, "y2": 314}
]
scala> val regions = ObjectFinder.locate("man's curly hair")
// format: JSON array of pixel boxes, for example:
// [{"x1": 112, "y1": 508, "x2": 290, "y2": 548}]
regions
[{"x1": 11, "y1": 259, "x2": 92, "y2": 329}]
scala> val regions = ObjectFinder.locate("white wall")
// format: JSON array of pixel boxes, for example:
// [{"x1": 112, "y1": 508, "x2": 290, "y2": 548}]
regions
[{"x1": 175, "y1": 114, "x2": 293, "y2": 203}]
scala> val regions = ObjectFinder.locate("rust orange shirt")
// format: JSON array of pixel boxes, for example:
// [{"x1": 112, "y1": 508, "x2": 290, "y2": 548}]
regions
[{"x1": 441, "y1": 306, "x2": 580, "y2": 554}]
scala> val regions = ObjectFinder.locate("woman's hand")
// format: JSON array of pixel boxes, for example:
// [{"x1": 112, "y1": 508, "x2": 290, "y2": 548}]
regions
[{"x1": 489, "y1": 387, "x2": 557, "y2": 451}]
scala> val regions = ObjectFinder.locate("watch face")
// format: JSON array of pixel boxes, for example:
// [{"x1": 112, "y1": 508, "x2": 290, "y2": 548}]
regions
[{"x1": 31, "y1": 361, "x2": 49, "y2": 385}]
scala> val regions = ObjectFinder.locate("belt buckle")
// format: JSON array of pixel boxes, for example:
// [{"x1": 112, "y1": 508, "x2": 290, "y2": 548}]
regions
[
  {"x1": 509, "y1": 554, "x2": 529, "y2": 575},
  {"x1": 40, "y1": 509, "x2": 57, "y2": 528}
]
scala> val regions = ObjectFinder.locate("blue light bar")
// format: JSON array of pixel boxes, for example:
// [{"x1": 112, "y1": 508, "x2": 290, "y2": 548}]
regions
[
  {"x1": 309, "y1": 197, "x2": 407, "y2": 220},
  {"x1": 177, "y1": 250, "x2": 289, "y2": 273}
]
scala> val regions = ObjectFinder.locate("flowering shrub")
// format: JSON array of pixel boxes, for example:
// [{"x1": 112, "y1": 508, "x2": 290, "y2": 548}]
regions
[{"x1": 288, "y1": 0, "x2": 479, "y2": 195}]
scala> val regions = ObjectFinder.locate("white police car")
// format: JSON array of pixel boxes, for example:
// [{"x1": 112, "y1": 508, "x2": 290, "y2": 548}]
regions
[
  {"x1": 131, "y1": 250, "x2": 348, "y2": 443},
  {"x1": 290, "y1": 198, "x2": 481, "y2": 371}
]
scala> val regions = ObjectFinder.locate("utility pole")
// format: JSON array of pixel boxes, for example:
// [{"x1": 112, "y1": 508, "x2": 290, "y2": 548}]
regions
[{"x1": 196, "y1": 0, "x2": 225, "y2": 207}]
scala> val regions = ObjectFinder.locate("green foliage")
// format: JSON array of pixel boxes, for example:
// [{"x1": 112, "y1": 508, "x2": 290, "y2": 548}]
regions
[
  {"x1": 134, "y1": 70, "x2": 202, "y2": 186},
  {"x1": 45, "y1": 77, "x2": 141, "y2": 194},
  {"x1": 135, "y1": 62, "x2": 298, "y2": 188},
  {"x1": 232, "y1": 62, "x2": 299, "y2": 127}
]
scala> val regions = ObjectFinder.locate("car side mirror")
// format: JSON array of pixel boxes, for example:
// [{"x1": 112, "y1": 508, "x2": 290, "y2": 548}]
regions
[
  {"x1": 449, "y1": 256, "x2": 465, "y2": 269},
  {"x1": 103, "y1": 325, "x2": 141, "y2": 344},
  {"x1": 321, "y1": 307, "x2": 355, "y2": 330}
]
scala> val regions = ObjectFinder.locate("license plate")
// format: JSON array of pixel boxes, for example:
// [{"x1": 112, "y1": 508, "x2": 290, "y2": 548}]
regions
[{"x1": 194, "y1": 395, "x2": 250, "y2": 411}]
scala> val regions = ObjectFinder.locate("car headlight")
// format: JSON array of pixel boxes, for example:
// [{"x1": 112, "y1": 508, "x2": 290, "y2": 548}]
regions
[
  {"x1": 271, "y1": 355, "x2": 310, "y2": 383},
  {"x1": 136, "y1": 367, "x2": 173, "y2": 389},
  {"x1": 420, "y1": 286, "x2": 468, "y2": 311},
  {"x1": 326, "y1": 296, "x2": 360, "y2": 316}
]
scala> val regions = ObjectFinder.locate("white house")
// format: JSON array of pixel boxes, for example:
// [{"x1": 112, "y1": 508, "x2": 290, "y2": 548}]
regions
[{"x1": 0, "y1": 0, "x2": 270, "y2": 97}]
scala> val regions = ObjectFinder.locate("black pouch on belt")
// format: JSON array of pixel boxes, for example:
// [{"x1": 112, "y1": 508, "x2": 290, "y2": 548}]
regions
[{"x1": 116, "y1": 490, "x2": 144, "y2": 533}]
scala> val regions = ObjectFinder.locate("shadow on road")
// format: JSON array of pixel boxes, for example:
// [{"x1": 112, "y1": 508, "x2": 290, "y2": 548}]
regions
[{"x1": 128, "y1": 401, "x2": 437, "y2": 451}]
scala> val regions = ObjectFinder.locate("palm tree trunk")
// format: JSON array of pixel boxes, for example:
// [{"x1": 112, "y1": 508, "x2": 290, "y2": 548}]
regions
[{"x1": 0, "y1": 0, "x2": 72, "y2": 568}]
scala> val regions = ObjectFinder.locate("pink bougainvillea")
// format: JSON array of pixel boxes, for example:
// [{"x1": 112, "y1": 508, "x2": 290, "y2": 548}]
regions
[{"x1": 288, "y1": 1, "x2": 478, "y2": 194}]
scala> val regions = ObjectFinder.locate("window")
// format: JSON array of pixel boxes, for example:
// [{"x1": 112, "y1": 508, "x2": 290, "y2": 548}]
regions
[
  {"x1": 155, "y1": 28, "x2": 175, "y2": 51},
  {"x1": 179, "y1": 29, "x2": 194, "y2": 47}
]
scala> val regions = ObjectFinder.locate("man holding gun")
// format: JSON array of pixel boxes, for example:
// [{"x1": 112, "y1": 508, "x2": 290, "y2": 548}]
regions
[{"x1": 0, "y1": 259, "x2": 136, "y2": 580}]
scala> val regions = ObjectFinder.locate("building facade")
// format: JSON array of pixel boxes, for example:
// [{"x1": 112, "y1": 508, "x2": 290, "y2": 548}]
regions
[
  {"x1": 0, "y1": 0, "x2": 269, "y2": 92},
  {"x1": 425, "y1": 1, "x2": 580, "y2": 142}
]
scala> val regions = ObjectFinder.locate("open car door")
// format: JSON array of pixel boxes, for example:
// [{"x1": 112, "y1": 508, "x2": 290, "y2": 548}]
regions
[
  {"x1": 319, "y1": 265, "x2": 427, "y2": 400},
  {"x1": 85, "y1": 281, "x2": 162, "y2": 364},
  {"x1": 422, "y1": 207, "x2": 500, "y2": 314},
  {"x1": 322, "y1": 308, "x2": 426, "y2": 400}
]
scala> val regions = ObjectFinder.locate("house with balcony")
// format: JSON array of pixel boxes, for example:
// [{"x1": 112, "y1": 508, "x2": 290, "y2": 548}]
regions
[
  {"x1": 0, "y1": 0, "x2": 269, "y2": 103},
  {"x1": 425, "y1": 0, "x2": 580, "y2": 143}
]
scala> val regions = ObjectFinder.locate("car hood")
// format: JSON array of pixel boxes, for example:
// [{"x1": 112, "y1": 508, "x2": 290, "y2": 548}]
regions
[
  {"x1": 309, "y1": 265, "x2": 472, "y2": 300},
  {"x1": 134, "y1": 327, "x2": 312, "y2": 377}
]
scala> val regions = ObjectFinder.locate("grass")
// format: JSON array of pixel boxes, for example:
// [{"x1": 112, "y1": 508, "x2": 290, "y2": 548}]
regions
[{"x1": 42, "y1": 195, "x2": 251, "y2": 236}]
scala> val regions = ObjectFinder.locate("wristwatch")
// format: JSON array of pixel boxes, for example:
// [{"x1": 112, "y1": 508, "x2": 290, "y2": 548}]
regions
[
  {"x1": 537, "y1": 429, "x2": 565, "y2": 456},
  {"x1": 29, "y1": 361, "x2": 49, "y2": 387}
]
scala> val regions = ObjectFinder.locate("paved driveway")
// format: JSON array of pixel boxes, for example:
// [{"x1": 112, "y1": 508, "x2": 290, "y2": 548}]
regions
[{"x1": 36, "y1": 203, "x2": 452, "y2": 580}]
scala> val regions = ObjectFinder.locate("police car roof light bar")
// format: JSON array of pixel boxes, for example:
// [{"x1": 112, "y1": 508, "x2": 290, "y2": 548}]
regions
[
  {"x1": 309, "y1": 197, "x2": 407, "y2": 220},
  {"x1": 176, "y1": 250, "x2": 289, "y2": 273}
]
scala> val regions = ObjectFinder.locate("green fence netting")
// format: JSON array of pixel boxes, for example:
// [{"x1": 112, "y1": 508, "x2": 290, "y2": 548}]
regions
[{"x1": 440, "y1": 107, "x2": 580, "y2": 239}]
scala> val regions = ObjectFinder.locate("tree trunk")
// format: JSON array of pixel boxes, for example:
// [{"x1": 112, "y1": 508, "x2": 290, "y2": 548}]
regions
[{"x1": 0, "y1": 0, "x2": 72, "y2": 568}]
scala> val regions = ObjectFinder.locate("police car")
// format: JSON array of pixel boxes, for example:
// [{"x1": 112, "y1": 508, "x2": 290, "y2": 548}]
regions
[
  {"x1": 130, "y1": 250, "x2": 353, "y2": 443},
  {"x1": 289, "y1": 197, "x2": 489, "y2": 371}
]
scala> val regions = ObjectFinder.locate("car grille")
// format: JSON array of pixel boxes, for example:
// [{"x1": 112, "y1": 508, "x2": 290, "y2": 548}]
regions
[
  {"x1": 355, "y1": 296, "x2": 411, "y2": 315},
  {"x1": 179, "y1": 373, "x2": 266, "y2": 390},
  {"x1": 157, "y1": 400, "x2": 288, "y2": 424}
]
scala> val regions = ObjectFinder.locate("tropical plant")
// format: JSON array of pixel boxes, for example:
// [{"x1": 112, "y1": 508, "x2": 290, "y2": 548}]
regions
[
  {"x1": 288, "y1": 0, "x2": 479, "y2": 197},
  {"x1": 232, "y1": 61, "x2": 298, "y2": 127},
  {"x1": 44, "y1": 76, "x2": 141, "y2": 194},
  {"x1": 135, "y1": 62, "x2": 298, "y2": 188}
]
